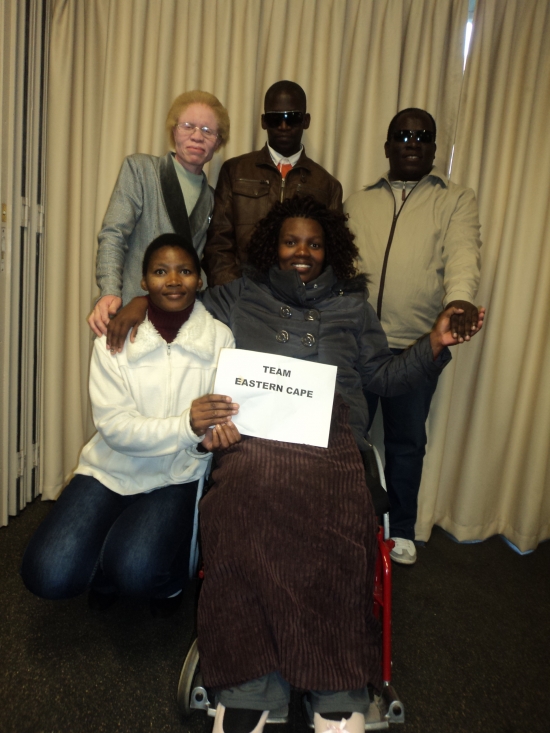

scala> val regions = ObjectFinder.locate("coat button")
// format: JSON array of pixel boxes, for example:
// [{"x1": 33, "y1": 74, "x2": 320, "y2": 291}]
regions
[
  {"x1": 280, "y1": 305, "x2": 292, "y2": 319},
  {"x1": 304, "y1": 309, "x2": 319, "y2": 321},
  {"x1": 276, "y1": 330, "x2": 289, "y2": 343},
  {"x1": 301, "y1": 333, "x2": 315, "y2": 347}
]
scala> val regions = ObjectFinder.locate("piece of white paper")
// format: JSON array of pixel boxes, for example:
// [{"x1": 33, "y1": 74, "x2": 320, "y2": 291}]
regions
[{"x1": 213, "y1": 348, "x2": 337, "y2": 448}]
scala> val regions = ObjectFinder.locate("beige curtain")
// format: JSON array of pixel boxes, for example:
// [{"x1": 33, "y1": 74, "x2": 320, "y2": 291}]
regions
[
  {"x1": 42, "y1": 0, "x2": 468, "y2": 499},
  {"x1": 416, "y1": 0, "x2": 550, "y2": 551}
]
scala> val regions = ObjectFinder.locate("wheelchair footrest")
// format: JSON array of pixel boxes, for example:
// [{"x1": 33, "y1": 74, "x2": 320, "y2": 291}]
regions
[
  {"x1": 187, "y1": 679, "x2": 403, "y2": 728},
  {"x1": 190, "y1": 686, "x2": 214, "y2": 716},
  {"x1": 190, "y1": 687, "x2": 289, "y2": 724},
  {"x1": 377, "y1": 684, "x2": 405, "y2": 724},
  {"x1": 302, "y1": 688, "x2": 403, "y2": 730}
]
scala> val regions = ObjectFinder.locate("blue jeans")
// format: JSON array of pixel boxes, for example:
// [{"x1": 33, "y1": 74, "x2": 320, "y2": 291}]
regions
[
  {"x1": 219, "y1": 672, "x2": 371, "y2": 714},
  {"x1": 365, "y1": 349, "x2": 439, "y2": 541},
  {"x1": 21, "y1": 474, "x2": 198, "y2": 600}
]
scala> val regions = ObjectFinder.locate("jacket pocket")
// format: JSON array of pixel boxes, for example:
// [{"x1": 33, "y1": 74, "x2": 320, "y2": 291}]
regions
[
  {"x1": 233, "y1": 178, "x2": 271, "y2": 198},
  {"x1": 233, "y1": 178, "x2": 274, "y2": 226}
]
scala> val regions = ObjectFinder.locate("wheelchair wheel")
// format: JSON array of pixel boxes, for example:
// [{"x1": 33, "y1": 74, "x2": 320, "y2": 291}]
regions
[{"x1": 177, "y1": 637, "x2": 200, "y2": 717}]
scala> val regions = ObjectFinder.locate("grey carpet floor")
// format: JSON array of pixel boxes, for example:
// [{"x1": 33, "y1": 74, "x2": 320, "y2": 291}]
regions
[{"x1": 1, "y1": 498, "x2": 548, "y2": 733}]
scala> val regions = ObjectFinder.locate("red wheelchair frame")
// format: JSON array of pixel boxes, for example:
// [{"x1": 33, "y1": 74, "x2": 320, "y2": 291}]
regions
[{"x1": 370, "y1": 527, "x2": 405, "y2": 726}]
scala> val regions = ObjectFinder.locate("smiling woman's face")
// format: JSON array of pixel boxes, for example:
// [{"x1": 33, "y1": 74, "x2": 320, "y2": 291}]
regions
[
  {"x1": 141, "y1": 246, "x2": 202, "y2": 312},
  {"x1": 277, "y1": 217, "x2": 325, "y2": 284}
]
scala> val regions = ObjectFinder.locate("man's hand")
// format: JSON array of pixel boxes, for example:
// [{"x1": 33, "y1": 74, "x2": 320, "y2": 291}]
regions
[
  {"x1": 446, "y1": 300, "x2": 479, "y2": 342},
  {"x1": 106, "y1": 296, "x2": 148, "y2": 352},
  {"x1": 201, "y1": 421, "x2": 241, "y2": 451},
  {"x1": 87, "y1": 295, "x2": 122, "y2": 337},
  {"x1": 430, "y1": 305, "x2": 486, "y2": 358},
  {"x1": 190, "y1": 394, "x2": 239, "y2": 437}
]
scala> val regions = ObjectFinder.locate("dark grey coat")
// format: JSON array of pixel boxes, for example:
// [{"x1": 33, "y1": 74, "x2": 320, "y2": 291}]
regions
[{"x1": 202, "y1": 266, "x2": 450, "y2": 451}]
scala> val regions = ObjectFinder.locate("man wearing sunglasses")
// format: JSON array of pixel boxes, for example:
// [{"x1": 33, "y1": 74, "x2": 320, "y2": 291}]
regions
[
  {"x1": 344, "y1": 108, "x2": 481, "y2": 566},
  {"x1": 202, "y1": 80, "x2": 343, "y2": 286}
]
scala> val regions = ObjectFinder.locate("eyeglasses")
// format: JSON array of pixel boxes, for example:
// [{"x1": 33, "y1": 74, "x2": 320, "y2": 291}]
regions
[
  {"x1": 392, "y1": 130, "x2": 434, "y2": 143},
  {"x1": 263, "y1": 111, "x2": 305, "y2": 128},
  {"x1": 175, "y1": 122, "x2": 219, "y2": 140}
]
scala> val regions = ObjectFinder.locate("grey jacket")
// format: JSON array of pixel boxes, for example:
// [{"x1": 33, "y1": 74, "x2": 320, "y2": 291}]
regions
[
  {"x1": 97, "y1": 152, "x2": 214, "y2": 304},
  {"x1": 345, "y1": 167, "x2": 481, "y2": 348},
  {"x1": 202, "y1": 266, "x2": 450, "y2": 450}
]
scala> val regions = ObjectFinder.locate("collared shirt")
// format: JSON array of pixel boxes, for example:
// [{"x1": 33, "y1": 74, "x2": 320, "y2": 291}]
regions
[{"x1": 267, "y1": 143, "x2": 304, "y2": 169}]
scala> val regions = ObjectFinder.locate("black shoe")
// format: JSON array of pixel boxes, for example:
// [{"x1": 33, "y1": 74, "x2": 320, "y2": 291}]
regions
[
  {"x1": 150, "y1": 592, "x2": 183, "y2": 618},
  {"x1": 87, "y1": 588, "x2": 119, "y2": 611}
]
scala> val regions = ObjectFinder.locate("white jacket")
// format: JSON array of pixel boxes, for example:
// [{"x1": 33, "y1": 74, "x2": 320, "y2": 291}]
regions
[{"x1": 77, "y1": 301, "x2": 235, "y2": 495}]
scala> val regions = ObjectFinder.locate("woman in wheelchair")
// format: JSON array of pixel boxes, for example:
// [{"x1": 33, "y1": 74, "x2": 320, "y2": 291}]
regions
[
  {"x1": 106, "y1": 196, "x2": 483, "y2": 731},
  {"x1": 196, "y1": 196, "x2": 484, "y2": 733}
]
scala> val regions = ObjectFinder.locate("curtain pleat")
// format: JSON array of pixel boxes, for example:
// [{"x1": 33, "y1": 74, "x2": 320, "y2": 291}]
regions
[
  {"x1": 416, "y1": 0, "x2": 550, "y2": 551},
  {"x1": 43, "y1": 0, "x2": 467, "y2": 499}
]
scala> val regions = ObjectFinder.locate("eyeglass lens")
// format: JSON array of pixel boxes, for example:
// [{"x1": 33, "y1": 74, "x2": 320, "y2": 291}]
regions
[
  {"x1": 177, "y1": 122, "x2": 217, "y2": 139},
  {"x1": 393, "y1": 130, "x2": 434, "y2": 143},
  {"x1": 263, "y1": 111, "x2": 304, "y2": 128}
]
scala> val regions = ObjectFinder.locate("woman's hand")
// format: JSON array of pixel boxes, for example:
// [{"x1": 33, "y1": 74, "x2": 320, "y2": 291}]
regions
[
  {"x1": 106, "y1": 296, "x2": 148, "y2": 353},
  {"x1": 87, "y1": 295, "x2": 122, "y2": 337},
  {"x1": 201, "y1": 421, "x2": 241, "y2": 451},
  {"x1": 430, "y1": 305, "x2": 486, "y2": 358},
  {"x1": 190, "y1": 394, "x2": 239, "y2": 436}
]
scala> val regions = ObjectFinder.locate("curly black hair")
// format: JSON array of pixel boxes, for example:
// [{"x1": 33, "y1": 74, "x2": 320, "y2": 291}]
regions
[{"x1": 246, "y1": 195, "x2": 359, "y2": 281}]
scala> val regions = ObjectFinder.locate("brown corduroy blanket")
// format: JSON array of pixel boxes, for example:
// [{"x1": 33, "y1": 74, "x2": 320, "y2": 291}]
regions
[{"x1": 197, "y1": 397, "x2": 382, "y2": 692}]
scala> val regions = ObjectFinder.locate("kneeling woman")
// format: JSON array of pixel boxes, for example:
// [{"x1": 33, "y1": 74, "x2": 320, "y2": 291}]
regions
[
  {"x1": 106, "y1": 197, "x2": 483, "y2": 727},
  {"x1": 21, "y1": 234, "x2": 238, "y2": 616}
]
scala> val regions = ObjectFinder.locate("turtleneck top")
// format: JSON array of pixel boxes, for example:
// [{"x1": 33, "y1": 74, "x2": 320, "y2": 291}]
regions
[{"x1": 146, "y1": 295, "x2": 195, "y2": 343}]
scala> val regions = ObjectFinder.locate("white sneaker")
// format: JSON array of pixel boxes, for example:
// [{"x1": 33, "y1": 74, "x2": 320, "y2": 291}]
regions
[
  {"x1": 313, "y1": 712, "x2": 366, "y2": 733},
  {"x1": 390, "y1": 538, "x2": 417, "y2": 565}
]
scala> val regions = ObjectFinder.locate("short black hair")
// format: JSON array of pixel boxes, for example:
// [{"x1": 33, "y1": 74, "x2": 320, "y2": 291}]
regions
[
  {"x1": 387, "y1": 108, "x2": 437, "y2": 141},
  {"x1": 247, "y1": 195, "x2": 359, "y2": 281},
  {"x1": 142, "y1": 233, "x2": 200, "y2": 277},
  {"x1": 264, "y1": 81, "x2": 307, "y2": 112}
]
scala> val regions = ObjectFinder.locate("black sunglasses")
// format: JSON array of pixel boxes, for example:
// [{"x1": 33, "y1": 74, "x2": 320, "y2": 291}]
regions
[
  {"x1": 263, "y1": 111, "x2": 305, "y2": 128},
  {"x1": 392, "y1": 129, "x2": 434, "y2": 143}
]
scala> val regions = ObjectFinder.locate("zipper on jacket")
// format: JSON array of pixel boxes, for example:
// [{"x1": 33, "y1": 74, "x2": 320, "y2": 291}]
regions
[
  {"x1": 376, "y1": 181, "x2": 419, "y2": 321},
  {"x1": 166, "y1": 343, "x2": 172, "y2": 407}
]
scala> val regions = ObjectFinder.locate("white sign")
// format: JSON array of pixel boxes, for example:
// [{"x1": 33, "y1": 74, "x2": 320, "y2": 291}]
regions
[{"x1": 213, "y1": 348, "x2": 337, "y2": 448}]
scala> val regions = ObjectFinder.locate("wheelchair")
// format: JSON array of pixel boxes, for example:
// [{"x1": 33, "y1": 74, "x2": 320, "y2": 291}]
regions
[{"x1": 177, "y1": 444, "x2": 405, "y2": 730}]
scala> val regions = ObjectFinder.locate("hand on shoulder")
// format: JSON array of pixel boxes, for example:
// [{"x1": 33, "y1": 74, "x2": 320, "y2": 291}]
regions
[
  {"x1": 87, "y1": 295, "x2": 122, "y2": 337},
  {"x1": 106, "y1": 296, "x2": 148, "y2": 352}
]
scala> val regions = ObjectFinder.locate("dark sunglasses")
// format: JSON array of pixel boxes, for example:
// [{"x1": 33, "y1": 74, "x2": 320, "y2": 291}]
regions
[
  {"x1": 392, "y1": 129, "x2": 434, "y2": 143},
  {"x1": 263, "y1": 111, "x2": 305, "y2": 128}
]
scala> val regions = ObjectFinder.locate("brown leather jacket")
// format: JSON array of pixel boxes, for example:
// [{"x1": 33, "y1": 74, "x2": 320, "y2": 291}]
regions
[{"x1": 202, "y1": 145, "x2": 343, "y2": 285}]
